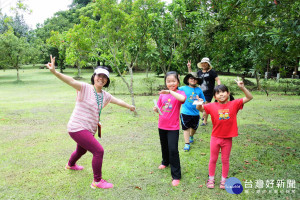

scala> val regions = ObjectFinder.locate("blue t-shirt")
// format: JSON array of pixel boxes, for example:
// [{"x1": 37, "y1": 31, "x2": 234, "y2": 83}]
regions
[{"x1": 178, "y1": 86, "x2": 206, "y2": 116}]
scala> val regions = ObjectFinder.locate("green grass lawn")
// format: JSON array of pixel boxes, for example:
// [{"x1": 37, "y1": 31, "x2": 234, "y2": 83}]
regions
[{"x1": 0, "y1": 67, "x2": 299, "y2": 199}]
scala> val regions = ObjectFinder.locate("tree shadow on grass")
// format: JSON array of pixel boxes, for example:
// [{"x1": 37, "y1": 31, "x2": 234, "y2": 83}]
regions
[{"x1": 0, "y1": 74, "x2": 18, "y2": 81}]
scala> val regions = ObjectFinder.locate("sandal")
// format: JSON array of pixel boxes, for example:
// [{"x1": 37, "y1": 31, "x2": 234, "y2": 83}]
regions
[
  {"x1": 220, "y1": 180, "x2": 226, "y2": 189},
  {"x1": 206, "y1": 179, "x2": 215, "y2": 189}
]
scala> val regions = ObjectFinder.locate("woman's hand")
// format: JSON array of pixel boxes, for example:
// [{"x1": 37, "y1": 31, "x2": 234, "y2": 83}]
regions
[
  {"x1": 153, "y1": 106, "x2": 158, "y2": 113},
  {"x1": 45, "y1": 55, "x2": 56, "y2": 74},
  {"x1": 129, "y1": 105, "x2": 136, "y2": 112},
  {"x1": 187, "y1": 60, "x2": 192, "y2": 73}
]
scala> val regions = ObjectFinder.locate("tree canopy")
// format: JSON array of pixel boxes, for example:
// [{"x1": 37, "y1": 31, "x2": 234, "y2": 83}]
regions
[{"x1": 1, "y1": 0, "x2": 299, "y2": 80}]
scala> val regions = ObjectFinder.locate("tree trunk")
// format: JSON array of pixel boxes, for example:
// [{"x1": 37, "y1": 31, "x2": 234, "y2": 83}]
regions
[
  {"x1": 17, "y1": 67, "x2": 20, "y2": 81},
  {"x1": 110, "y1": 48, "x2": 137, "y2": 115},
  {"x1": 166, "y1": 43, "x2": 175, "y2": 73},
  {"x1": 295, "y1": 57, "x2": 299, "y2": 75},
  {"x1": 59, "y1": 58, "x2": 64, "y2": 73},
  {"x1": 77, "y1": 61, "x2": 81, "y2": 78},
  {"x1": 255, "y1": 70, "x2": 261, "y2": 90},
  {"x1": 128, "y1": 66, "x2": 137, "y2": 116},
  {"x1": 16, "y1": 55, "x2": 20, "y2": 81},
  {"x1": 146, "y1": 66, "x2": 149, "y2": 78},
  {"x1": 267, "y1": 58, "x2": 270, "y2": 73}
]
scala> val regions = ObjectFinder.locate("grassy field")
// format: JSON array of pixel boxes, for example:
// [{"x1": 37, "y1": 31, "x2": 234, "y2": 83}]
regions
[{"x1": 0, "y1": 66, "x2": 299, "y2": 199}]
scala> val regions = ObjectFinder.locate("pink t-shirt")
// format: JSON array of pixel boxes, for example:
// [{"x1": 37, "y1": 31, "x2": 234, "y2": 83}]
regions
[
  {"x1": 157, "y1": 90, "x2": 186, "y2": 130},
  {"x1": 203, "y1": 99, "x2": 244, "y2": 138},
  {"x1": 67, "y1": 83, "x2": 112, "y2": 134}
]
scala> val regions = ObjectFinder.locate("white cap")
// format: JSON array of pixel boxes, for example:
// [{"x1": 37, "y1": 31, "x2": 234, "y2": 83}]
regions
[{"x1": 94, "y1": 68, "x2": 109, "y2": 78}]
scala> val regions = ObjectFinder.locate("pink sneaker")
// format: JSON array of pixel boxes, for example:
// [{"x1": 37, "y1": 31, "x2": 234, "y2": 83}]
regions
[
  {"x1": 90, "y1": 179, "x2": 114, "y2": 189},
  {"x1": 65, "y1": 163, "x2": 84, "y2": 171},
  {"x1": 172, "y1": 179, "x2": 180, "y2": 186},
  {"x1": 158, "y1": 165, "x2": 166, "y2": 169}
]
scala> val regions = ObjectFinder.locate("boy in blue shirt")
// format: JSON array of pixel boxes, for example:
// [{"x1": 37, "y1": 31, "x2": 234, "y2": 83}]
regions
[{"x1": 179, "y1": 73, "x2": 206, "y2": 151}]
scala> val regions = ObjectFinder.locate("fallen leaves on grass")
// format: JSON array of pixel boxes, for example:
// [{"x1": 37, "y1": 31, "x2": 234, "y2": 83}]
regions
[
  {"x1": 135, "y1": 186, "x2": 142, "y2": 190},
  {"x1": 198, "y1": 185, "x2": 203, "y2": 188},
  {"x1": 200, "y1": 153, "x2": 206, "y2": 156},
  {"x1": 149, "y1": 171, "x2": 154, "y2": 174},
  {"x1": 244, "y1": 160, "x2": 250, "y2": 164}
]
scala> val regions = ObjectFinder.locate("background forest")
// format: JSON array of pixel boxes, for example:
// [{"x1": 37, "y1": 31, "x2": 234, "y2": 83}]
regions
[{"x1": 1, "y1": 0, "x2": 299, "y2": 81}]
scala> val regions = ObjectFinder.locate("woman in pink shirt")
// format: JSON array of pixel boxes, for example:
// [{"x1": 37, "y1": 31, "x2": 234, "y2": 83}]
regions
[
  {"x1": 153, "y1": 71, "x2": 186, "y2": 186},
  {"x1": 46, "y1": 55, "x2": 135, "y2": 189}
]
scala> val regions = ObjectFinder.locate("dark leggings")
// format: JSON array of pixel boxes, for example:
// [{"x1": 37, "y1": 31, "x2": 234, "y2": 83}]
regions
[
  {"x1": 159, "y1": 129, "x2": 181, "y2": 180},
  {"x1": 68, "y1": 130, "x2": 104, "y2": 182}
]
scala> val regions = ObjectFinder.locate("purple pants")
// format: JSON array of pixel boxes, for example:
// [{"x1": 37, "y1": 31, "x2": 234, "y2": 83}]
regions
[{"x1": 68, "y1": 130, "x2": 104, "y2": 182}]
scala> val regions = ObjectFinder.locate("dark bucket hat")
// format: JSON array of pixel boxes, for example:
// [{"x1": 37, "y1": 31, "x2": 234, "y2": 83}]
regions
[{"x1": 183, "y1": 72, "x2": 203, "y2": 85}]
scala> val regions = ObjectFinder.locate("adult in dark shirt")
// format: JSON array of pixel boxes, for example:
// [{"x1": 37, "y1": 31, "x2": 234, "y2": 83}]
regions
[{"x1": 187, "y1": 57, "x2": 221, "y2": 126}]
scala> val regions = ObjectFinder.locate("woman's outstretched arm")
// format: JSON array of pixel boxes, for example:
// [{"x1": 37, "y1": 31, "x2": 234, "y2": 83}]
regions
[
  {"x1": 45, "y1": 55, "x2": 82, "y2": 91},
  {"x1": 110, "y1": 96, "x2": 136, "y2": 111}
]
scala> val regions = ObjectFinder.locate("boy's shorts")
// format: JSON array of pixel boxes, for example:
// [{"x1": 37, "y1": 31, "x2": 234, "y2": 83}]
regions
[
  {"x1": 180, "y1": 114, "x2": 200, "y2": 130},
  {"x1": 204, "y1": 94, "x2": 213, "y2": 102}
]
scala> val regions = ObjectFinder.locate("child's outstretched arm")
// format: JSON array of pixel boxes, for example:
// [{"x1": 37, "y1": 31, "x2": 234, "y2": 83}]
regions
[
  {"x1": 110, "y1": 96, "x2": 136, "y2": 111},
  {"x1": 235, "y1": 77, "x2": 253, "y2": 104},
  {"x1": 159, "y1": 90, "x2": 186, "y2": 102},
  {"x1": 45, "y1": 55, "x2": 82, "y2": 91}
]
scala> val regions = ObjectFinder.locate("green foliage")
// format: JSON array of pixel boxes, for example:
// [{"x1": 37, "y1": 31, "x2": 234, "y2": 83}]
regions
[
  {"x1": 71, "y1": 0, "x2": 92, "y2": 7},
  {"x1": 0, "y1": 30, "x2": 30, "y2": 80},
  {"x1": 143, "y1": 77, "x2": 156, "y2": 95},
  {"x1": 2, "y1": 0, "x2": 299, "y2": 91}
]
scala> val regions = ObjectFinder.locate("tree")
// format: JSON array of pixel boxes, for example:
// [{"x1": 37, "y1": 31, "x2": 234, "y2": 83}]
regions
[
  {"x1": 47, "y1": 31, "x2": 68, "y2": 73},
  {"x1": 0, "y1": 29, "x2": 29, "y2": 81},
  {"x1": 149, "y1": 6, "x2": 177, "y2": 75},
  {"x1": 71, "y1": 0, "x2": 92, "y2": 7}
]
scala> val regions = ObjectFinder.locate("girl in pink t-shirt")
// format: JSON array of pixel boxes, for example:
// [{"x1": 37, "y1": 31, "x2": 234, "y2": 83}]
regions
[
  {"x1": 46, "y1": 55, "x2": 135, "y2": 189},
  {"x1": 153, "y1": 71, "x2": 186, "y2": 187},
  {"x1": 197, "y1": 77, "x2": 253, "y2": 189}
]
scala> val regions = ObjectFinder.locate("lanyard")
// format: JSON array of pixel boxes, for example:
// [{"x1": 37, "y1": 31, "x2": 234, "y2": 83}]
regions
[{"x1": 93, "y1": 86, "x2": 103, "y2": 121}]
